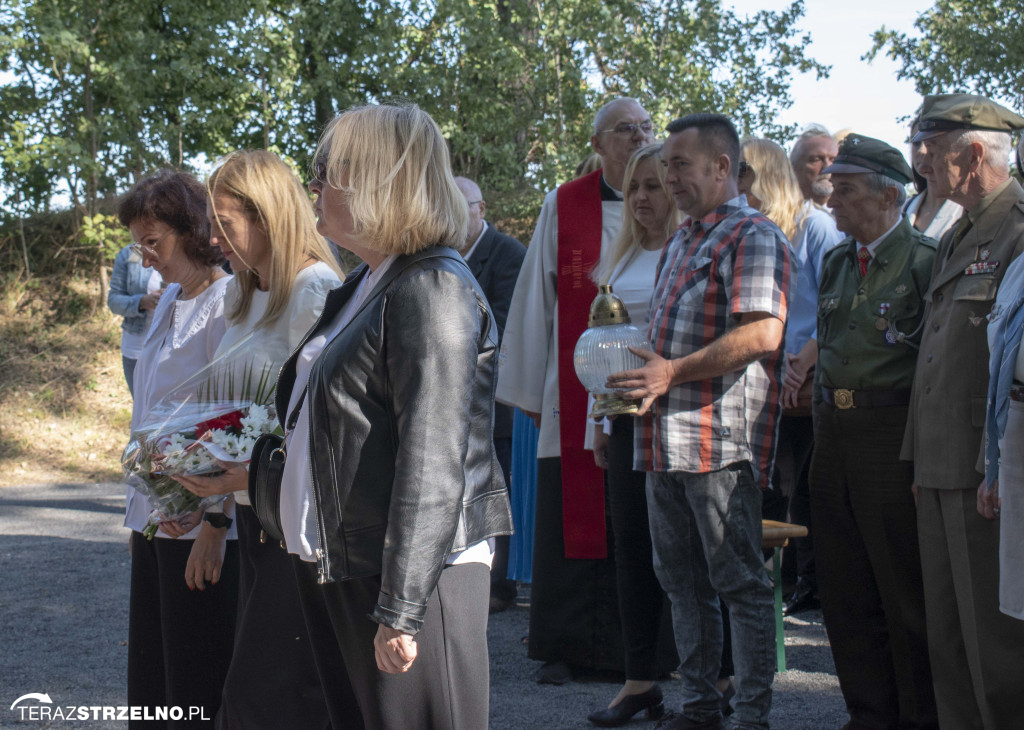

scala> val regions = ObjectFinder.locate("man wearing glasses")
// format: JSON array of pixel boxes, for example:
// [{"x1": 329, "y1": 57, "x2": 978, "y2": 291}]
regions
[{"x1": 497, "y1": 97, "x2": 654, "y2": 684}]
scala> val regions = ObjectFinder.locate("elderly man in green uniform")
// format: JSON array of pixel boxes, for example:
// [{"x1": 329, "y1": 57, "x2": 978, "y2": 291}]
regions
[
  {"x1": 903, "y1": 94, "x2": 1024, "y2": 730},
  {"x1": 811, "y1": 135, "x2": 938, "y2": 730}
]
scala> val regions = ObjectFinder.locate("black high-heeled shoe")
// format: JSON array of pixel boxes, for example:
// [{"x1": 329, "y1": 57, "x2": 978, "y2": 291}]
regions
[{"x1": 587, "y1": 685, "x2": 665, "y2": 727}]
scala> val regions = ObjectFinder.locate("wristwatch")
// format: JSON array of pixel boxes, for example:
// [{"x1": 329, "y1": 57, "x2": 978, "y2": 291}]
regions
[{"x1": 202, "y1": 513, "x2": 233, "y2": 529}]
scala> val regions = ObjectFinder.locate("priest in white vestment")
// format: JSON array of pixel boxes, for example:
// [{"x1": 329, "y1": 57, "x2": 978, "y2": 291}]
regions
[{"x1": 496, "y1": 97, "x2": 656, "y2": 684}]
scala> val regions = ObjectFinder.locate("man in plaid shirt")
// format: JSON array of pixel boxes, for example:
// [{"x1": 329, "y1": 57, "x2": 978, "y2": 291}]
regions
[{"x1": 609, "y1": 113, "x2": 790, "y2": 730}]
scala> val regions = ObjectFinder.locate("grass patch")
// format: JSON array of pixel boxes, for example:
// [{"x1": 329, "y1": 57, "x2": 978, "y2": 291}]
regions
[{"x1": 0, "y1": 273, "x2": 130, "y2": 486}]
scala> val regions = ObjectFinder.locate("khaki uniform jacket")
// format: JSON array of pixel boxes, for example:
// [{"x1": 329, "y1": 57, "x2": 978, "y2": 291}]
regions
[
  {"x1": 902, "y1": 179, "x2": 1024, "y2": 489},
  {"x1": 815, "y1": 218, "x2": 937, "y2": 399}
]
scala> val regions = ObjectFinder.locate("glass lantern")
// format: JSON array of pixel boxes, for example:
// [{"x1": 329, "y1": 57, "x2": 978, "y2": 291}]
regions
[{"x1": 574, "y1": 284, "x2": 653, "y2": 418}]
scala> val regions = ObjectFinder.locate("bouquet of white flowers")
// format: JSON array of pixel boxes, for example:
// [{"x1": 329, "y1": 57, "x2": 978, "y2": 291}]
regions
[{"x1": 122, "y1": 337, "x2": 282, "y2": 538}]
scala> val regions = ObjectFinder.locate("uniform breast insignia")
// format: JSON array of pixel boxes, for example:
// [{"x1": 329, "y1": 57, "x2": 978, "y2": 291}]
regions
[
  {"x1": 894, "y1": 284, "x2": 908, "y2": 295},
  {"x1": 980, "y1": 248, "x2": 991, "y2": 261},
  {"x1": 965, "y1": 261, "x2": 999, "y2": 276},
  {"x1": 967, "y1": 311, "x2": 985, "y2": 327}
]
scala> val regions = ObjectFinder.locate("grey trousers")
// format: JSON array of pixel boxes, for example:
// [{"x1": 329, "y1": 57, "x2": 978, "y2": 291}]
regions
[
  {"x1": 294, "y1": 560, "x2": 491, "y2": 730},
  {"x1": 647, "y1": 463, "x2": 775, "y2": 730},
  {"x1": 917, "y1": 486, "x2": 1024, "y2": 730}
]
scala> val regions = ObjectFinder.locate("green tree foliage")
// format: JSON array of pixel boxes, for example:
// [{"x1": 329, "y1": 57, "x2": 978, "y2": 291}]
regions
[
  {"x1": 1, "y1": 0, "x2": 827, "y2": 254},
  {"x1": 870, "y1": 0, "x2": 1024, "y2": 109}
]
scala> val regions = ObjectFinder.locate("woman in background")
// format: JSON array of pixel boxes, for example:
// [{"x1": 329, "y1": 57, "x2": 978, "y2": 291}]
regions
[
  {"x1": 119, "y1": 169, "x2": 237, "y2": 728},
  {"x1": 587, "y1": 143, "x2": 680, "y2": 727},
  {"x1": 107, "y1": 243, "x2": 163, "y2": 395},
  {"x1": 174, "y1": 150, "x2": 344, "y2": 729},
  {"x1": 904, "y1": 118, "x2": 962, "y2": 239}
]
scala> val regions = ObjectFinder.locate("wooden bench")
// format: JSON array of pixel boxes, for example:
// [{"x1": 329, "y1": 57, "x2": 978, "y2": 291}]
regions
[{"x1": 761, "y1": 519, "x2": 808, "y2": 672}]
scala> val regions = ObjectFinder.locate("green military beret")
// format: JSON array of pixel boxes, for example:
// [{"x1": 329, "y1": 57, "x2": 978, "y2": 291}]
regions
[
  {"x1": 822, "y1": 133, "x2": 913, "y2": 185},
  {"x1": 913, "y1": 93, "x2": 1024, "y2": 142}
]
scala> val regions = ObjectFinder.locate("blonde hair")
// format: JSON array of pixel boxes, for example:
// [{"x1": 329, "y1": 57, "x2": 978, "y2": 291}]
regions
[
  {"x1": 314, "y1": 103, "x2": 467, "y2": 254},
  {"x1": 592, "y1": 144, "x2": 680, "y2": 285},
  {"x1": 740, "y1": 138, "x2": 805, "y2": 242},
  {"x1": 207, "y1": 150, "x2": 344, "y2": 329}
]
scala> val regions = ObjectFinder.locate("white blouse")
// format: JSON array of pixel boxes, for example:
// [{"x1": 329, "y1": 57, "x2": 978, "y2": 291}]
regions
[
  {"x1": 214, "y1": 262, "x2": 342, "y2": 505},
  {"x1": 125, "y1": 276, "x2": 234, "y2": 539}
]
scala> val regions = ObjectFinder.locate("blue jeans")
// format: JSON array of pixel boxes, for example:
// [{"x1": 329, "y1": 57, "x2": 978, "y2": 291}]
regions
[
  {"x1": 647, "y1": 462, "x2": 775, "y2": 729},
  {"x1": 122, "y1": 356, "x2": 137, "y2": 397}
]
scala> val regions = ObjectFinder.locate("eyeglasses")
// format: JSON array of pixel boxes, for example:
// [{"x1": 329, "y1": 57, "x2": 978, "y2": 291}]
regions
[
  {"x1": 738, "y1": 160, "x2": 754, "y2": 178},
  {"x1": 130, "y1": 228, "x2": 174, "y2": 257},
  {"x1": 466, "y1": 200, "x2": 483, "y2": 207},
  {"x1": 598, "y1": 121, "x2": 654, "y2": 137},
  {"x1": 312, "y1": 160, "x2": 327, "y2": 184}
]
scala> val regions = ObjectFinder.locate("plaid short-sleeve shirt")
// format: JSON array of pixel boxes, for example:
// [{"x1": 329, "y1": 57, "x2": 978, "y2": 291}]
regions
[{"x1": 635, "y1": 196, "x2": 791, "y2": 488}]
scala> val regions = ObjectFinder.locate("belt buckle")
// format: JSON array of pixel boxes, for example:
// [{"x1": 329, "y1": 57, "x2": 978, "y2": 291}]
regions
[{"x1": 833, "y1": 388, "x2": 855, "y2": 409}]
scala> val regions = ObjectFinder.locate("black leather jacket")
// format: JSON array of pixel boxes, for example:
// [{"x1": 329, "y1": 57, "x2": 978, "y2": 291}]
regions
[{"x1": 275, "y1": 247, "x2": 514, "y2": 634}]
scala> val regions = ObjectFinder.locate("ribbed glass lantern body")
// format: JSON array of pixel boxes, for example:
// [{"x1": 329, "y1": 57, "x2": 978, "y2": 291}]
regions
[{"x1": 574, "y1": 323, "x2": 652, "y2": 394}]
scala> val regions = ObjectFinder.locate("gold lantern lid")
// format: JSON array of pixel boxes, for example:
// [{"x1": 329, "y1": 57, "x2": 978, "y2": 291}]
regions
[{"x1": 588, "y1": 284, "x2": 632, "y2": 327}]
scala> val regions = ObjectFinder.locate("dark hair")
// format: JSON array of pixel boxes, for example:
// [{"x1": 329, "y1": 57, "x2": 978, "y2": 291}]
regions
[
  {"x1": 666, "y1": 113, "x2": 741, "y2": 176},
  {"x1": 117, "y1": 169, "x2": 222, "y2": 268}
]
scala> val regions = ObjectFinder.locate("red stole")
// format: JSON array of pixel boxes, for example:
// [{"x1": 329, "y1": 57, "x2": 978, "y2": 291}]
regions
[{"x1": 556, "y1": 169, "x2": 608, "y2": 559}]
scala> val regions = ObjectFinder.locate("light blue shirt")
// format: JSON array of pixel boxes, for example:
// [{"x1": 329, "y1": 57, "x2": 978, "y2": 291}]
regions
[
  {"x1": 785, "y1": 202, "x2": 844, "y2": 354},
  {"x1": 985, "y1": 254, "x2": 1024, "y2": 485}
]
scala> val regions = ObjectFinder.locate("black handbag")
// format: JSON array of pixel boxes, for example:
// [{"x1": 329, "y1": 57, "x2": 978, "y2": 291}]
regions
[
  {"x1": 248, "y1": 431, "x2": 287, "y2": 543},
  {"x1": 248, "y1": 386, "x2": 306, "y2": 545}
]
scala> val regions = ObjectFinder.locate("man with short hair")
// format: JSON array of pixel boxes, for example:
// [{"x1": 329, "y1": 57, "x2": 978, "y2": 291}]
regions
[
  {"x1": 452, "y1": 175, "x2": 527, "y2": 613},
  {"x1": 610, "y1": 113, "x2": 790, "y2": 730},
  {"x1": 811, "y1": 134, "x2": 938, "y2": 729},
  {"x1": 497, "y1": 97, "x2": 655, "y2": 683},
  {"x1": 790, "y1": 124, "x2": 839, "y2": 207},
  {"x1": 904, "y1": 92, "x2": 1024, "y2": 729}
]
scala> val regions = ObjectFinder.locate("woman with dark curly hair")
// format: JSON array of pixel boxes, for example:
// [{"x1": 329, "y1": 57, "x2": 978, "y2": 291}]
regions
[{"x1": 119, "y1": 169, "x2": 238, "y2": 728}]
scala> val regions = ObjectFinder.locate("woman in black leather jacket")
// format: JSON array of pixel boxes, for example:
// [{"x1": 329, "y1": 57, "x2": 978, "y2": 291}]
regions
[{"x1": 263, "y1": 102, "x2": 513, "y2": 730}]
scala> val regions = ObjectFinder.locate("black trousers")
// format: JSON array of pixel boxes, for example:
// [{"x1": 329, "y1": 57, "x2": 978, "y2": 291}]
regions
[
  {"x1": 606, "y1": 417, "x2": 678, "y2": 680},
  {"x1": 490, "y1": 436, "x2": 517, "y2": 602},
  {"x1": 215, "y1": 507, "x2": 330, "y2": 730},
  {"x1": 529, "y1": 457, "x2": 625, "y2": 671},
  {"x1": 294, "y1": 559, "x2": 491, "y2": 730},
  {"x1": 128, "y1": 531, "x2": 239, "y2": 729},
  {"x1": 774, "y1": 415, "x2": 815, "y2": 586},
  {"x1": 809, "y1": 403, "x2": 937, "y2": 729}
]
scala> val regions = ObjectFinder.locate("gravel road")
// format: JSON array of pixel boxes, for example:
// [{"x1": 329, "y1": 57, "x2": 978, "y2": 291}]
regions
[{"x1": 0, "y1": 482, "x2": 846, "y2": 729}]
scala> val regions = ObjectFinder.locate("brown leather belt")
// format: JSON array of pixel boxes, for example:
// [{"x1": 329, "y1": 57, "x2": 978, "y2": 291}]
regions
[
  {"x1": 1011, "y1": 384, "x2": 1024, "y2": 403},
  {"x1": 822, "y1": 387, "x2": 911, "y2": 410}
]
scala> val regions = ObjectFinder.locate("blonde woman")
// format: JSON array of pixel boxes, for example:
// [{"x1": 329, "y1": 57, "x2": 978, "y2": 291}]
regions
[
  {"x1": 174, "y1": 150, "x2": 343, "y2": 730},
  {"x1": 587, "y1": 143, "x2": 681, "y2": 727},
  {"x1": 255, "y1": 103, "x2": 512, "y2": 729}
]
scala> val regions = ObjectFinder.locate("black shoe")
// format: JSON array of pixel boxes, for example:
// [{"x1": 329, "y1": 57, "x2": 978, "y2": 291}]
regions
[
  {"x1": 587, "y1": 685, "x2": 665, "y2": 727},
  {"x1": 489, "y1": 594, "x2": 514, "y2": 614},
  {"x1": 783, "y1": 580, "x2": 820, "y2": 616},
  {"x1": 536, "y1": 660, "x2": 572, "y2": 685}
]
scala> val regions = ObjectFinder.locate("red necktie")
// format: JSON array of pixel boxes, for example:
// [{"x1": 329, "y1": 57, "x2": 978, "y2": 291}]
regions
[{"x1": 857, "y1": 246, "x2": 871, "y2": 278}]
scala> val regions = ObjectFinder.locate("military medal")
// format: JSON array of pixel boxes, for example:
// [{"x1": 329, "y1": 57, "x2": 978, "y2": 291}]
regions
[
  {"x1": 875, "y1": 317, "x2": 888, "y2": 331},
  {"x1": 965, "y1": 261, "x2": 999, "y2": 276}
]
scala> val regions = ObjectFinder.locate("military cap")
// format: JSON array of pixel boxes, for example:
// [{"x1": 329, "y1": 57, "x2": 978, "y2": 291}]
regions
[
  {"x1": 913, "y1": 93, "x2": 1024, "y2": 142},
  {"x1": 822, "y1": 133, "x2": 913, "y2": 185}
]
